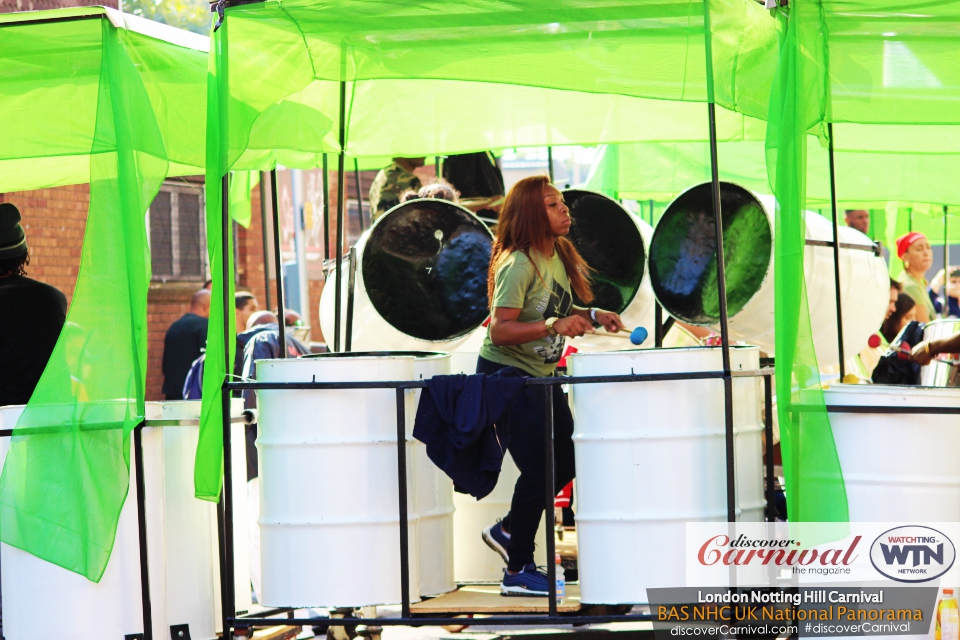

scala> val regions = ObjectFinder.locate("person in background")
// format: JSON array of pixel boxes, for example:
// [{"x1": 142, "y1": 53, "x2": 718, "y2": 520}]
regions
[
  {"x1": 880, "y1": 293, "x2": 917, "y2": 344},
  {"x1": 844, "y1": 209, "x2": 870, "y2": 235},
  {"x1": 0, "y1": 203, "x2": 67, "y2": 406},
  {"x1": 896, "y1": 232, "x2": 936, "y2": 323},
  {"x1": 235, "y1": 291, "x2": 259, "y2": 333},
  {"x1": 369, "y1": 157, "x2": 425, "y2": 220},
  {"x1": 418, "y1": 180, "x2": 460, "y2": 203},
  {"x1": 928, "y1": 267, "x2": 960, "y2": 318},
  {"x1": 161, "y1": 288, "x2": 210, "y2": 400},
  {"x1": 852, "y1": 279, "x2": 903, "y2": 381}
]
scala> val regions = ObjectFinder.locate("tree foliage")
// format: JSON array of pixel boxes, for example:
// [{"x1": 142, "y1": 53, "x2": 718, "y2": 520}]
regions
[{"x1": 123, "y1": 0, "x2": 210, "y2": 35}]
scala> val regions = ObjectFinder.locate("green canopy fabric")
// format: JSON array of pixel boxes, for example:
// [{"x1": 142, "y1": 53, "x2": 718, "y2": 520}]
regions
[
  {"x1": 585, "y1": 139, "x2": 960, "y2": 209},
  {"x1": 0, "y1": 8, "x2": 207, "y2": 582},
  {"x1": 197, "y1": 0, "x2": 782, "y2": 500}
]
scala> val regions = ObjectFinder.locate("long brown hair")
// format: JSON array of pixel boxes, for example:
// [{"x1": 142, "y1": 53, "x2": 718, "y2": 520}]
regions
[{"x1": 487, "y1": 175, "x2": 593, "y2": 306}]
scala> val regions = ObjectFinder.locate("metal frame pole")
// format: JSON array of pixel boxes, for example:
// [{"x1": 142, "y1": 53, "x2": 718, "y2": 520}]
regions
[
  {"x1": 707, "y1": 103, "x2": 737, "y2": 523},
  {"x1": 654, "y1": 302, "x2": 664, "y2": 348},
  {"x1": 134, "y1": 423, "x2": 153, "y2": 640},
  {"x1": 543, "y1": 385, "x2": 558, "y2": 615},
  {"x1": 547, "y1": 147, "x2": 554, "y2": 183},
  {"x1": 322, "y1": 154, "x2": 331, "y2": 261},
  {"x1": 345, "y1": 246, "x2": 357, "y2": 352},
  {"x1": 827, "y1": 123, "x2": 846, "y2": 377},
  {"x1": 395, "y1": 389, "x2": 411, "y2": 618},
  {"x1": 259, "y1": 172, "x2": 272, "y2": 311},
  {"x1": 220, "y1": 174, "x2": 236, "y2": 640},
  {"x1": 944, "y1": 206, "x2": 949, "y2": 318},
  {"x1": 764, "y1": 375, "x2": 775, "y2": 522},
  {"x1": 334, "y1": 81, "x2": 347, "y2": 352},
  {"x1": 354, "y1": 158, "x2": 366, "y2": 231},
  {"x1": 269, "y1": 170, "x2": 287, "y2": 356}
]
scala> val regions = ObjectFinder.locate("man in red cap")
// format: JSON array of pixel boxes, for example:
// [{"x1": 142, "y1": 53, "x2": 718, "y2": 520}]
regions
[{"x1": 896, "y1": 231, "x2": 936, "y2": 323}]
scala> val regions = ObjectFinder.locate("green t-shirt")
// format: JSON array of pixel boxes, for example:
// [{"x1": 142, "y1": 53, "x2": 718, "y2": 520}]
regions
[
  {"x1": 479, "y1": 249, "x2": 573, "y2": 377},
  {"x1": 898, "y1": 271, "x2": 937, "y2": 320}
]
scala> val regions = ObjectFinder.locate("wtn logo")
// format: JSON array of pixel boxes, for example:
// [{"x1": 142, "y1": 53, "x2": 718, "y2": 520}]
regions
[
  {"x1": 880, "y1": 543, "x2": 944, "y2": 567},
  {"x1": 870, "y1": 526, "x2": 956, "y2": 583}
]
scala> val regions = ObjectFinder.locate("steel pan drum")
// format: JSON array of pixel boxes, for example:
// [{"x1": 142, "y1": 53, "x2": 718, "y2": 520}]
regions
[{"x1": 920, "y1": 319, "x2": 960, "y2": 386}]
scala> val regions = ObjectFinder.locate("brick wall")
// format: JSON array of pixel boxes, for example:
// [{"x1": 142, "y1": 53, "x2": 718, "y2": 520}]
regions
[
  {"x1": 145, "y1": 282, "x2": 199, "y2": 400},
  {"x1": 0, "y1": 185, "x2": 88, "y2": 306}
]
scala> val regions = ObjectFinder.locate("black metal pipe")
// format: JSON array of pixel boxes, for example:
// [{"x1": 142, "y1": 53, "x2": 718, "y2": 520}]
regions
[
  {"x1": 259, "y1": 172, "x2": 272, "y2": 311},
  {"x1": 334, "y1": 80, "x2": 347, "y2": 352},
  {"x1": 220, "y1": 174, "x2": 237, "y2": 640},
  {"x1": 543, "y1": 386, "x2": 557, "y2": 615},
  {"x1": 764, "y1": 375, "x2": 775, "y2": 522},
  {"x1": 827, "y1": 123, "x2": 846, "y2": 378},
  {"x1": 270, "y1": 170, "x2": 287, "y2": 357},
  {"x1": 225, "y1": 369, "x2": 776, "y2": 392},
  {"x1": 395, "y1": 388, "x2": 411, "y2": 618},
  {"x1": 654, "y1": 302, "x2": 663, "y2": 348},
  {"x1": 944, "y1": 206, "x2": 950, "y2": 318},
  {"x1": 216, "y1": 495, "x2": 229, "y2": 640},
  {"x1": 233, "y1": 614, "x2": 655, "y2": 628},
  {"x1": 354, "y1": 158, "x2": 365, "y2": 231},
  {"x1": 706, "y1": 102, "x2": 737, "y2": 524},
  {"x1": 345, "y1": 246, "x2": 357, "y2": 351},
  {"x1": 547, "y1": 147, "x2": 554, "y2": 183},
  {"x1": 322, "y1": 154, "x2": 331, "y2": 261},
  {"x1": 134, "y1": 424, "x2": 153, "y2": 640},
  {"x1": 435, "y1": 156, "x2": 440, "y2": 178}
]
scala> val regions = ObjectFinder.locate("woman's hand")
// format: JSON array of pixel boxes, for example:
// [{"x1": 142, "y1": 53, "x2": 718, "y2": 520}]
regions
[
  {"x1": 553, "y1": 315, "x2": 595, "y2": 338},
  {"x1": 593, "y1": 309, "x2": 626, "y2": 334}
]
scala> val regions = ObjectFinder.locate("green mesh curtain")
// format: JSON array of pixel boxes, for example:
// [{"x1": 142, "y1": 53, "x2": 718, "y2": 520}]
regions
[
  {"x1": 0, "y1": 9, "x2": 206, "y2": 581},
  {"x1": 765, "y1": 3, "x2": 847, "y2": 523}
]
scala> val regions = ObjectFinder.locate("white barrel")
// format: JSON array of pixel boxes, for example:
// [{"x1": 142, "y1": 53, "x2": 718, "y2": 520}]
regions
[
  {"x1": 648, "y1": 182, "x2": 888, "y2": 364},
  {"x1": 410, "y1": 353, "x2": 456, "y2": 596},
  {"x1": 0, "y1": 400, "x2": 247, "y2": 640},
  {"x1": 256, "y1": 353, "x2": 421, "y2": 607},
  {"x1": 569, "y1": 347, "x2": 765, "y2": 604},
  {"x1": 563, "y1": 190, "x2": 656, "y2": 352},
  {"x1": 320, "y1": 199, "x2": 493, "y2": 353},
  {"x1": 824, "y1": 384, "x2": 960, "y2": 521}
]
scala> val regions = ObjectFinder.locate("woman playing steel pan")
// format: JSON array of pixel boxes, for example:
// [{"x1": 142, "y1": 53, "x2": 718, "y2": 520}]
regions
[{"x1": 477, "y1": 175, "x2": 624, "y2": 596}]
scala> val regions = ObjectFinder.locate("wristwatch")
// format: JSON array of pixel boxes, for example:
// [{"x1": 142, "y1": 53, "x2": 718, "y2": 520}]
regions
[{"x1": 545, "y1": 316, "x2": 559, "y2": 336}]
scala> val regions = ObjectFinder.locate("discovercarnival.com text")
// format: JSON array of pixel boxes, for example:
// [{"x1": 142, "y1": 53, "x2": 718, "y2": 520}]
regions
[{"x1": 670, "y1": 625, "x2": 798, "y2": 636}]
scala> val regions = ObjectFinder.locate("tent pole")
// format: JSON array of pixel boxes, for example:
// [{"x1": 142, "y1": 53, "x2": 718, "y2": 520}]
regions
[
  {"x1": 219, "y1": 173, "x2": 236, "y2": 640},
  {"x1": 945, "y1": 206, "x2": 950, "y2": 318},
  {"x1": 334, "y1": 80, "x2": 347, "y2": 352},
  {"x1": 827, "y1": 123, "x2": 846, "y2": 378},
  {"x1": 354, "y1": 158, "x2": 365, "y2": 231},
  {"x1": 322, "y1": 154, "x2": 330, "y2": 260},
  {"x1": 270, "y1": 169, "x2": 287, "y2": 356},
  {"x1": 547, "y1": 146, "x2": 554, "y2": 183},
  {"x1": 259, "y1": 171, "x2": 272, "y2": 311},
  {"x1": 707, "y1": 102, "x2": 736, "y2": 524},
  {"x1": 134, "y1": 423, "x2": 154, "y2": 640}
]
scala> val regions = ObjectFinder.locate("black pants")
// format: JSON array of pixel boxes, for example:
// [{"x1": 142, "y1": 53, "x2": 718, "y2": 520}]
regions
[{"x1": 477, "y1": 356, "x2": 576, "y2": 571}]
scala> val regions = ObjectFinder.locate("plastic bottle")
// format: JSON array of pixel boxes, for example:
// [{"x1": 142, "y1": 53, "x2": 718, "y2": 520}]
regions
[
  {"x1": 937, "y1": 589, "x2": 959, "y2": 640},
  {"x1": 555, "y1": 554, "x2": 566, "y2": 604}
]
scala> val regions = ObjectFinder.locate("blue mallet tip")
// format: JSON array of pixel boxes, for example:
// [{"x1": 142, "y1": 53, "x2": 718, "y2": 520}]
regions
[{"x1": 630, "y1": 326, "x2": 648, "y2": 345}]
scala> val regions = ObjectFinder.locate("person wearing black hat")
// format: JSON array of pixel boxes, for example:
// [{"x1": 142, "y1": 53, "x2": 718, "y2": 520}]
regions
[{"x1": 0, "y1": 202, "x2": 68, "y2": 406}]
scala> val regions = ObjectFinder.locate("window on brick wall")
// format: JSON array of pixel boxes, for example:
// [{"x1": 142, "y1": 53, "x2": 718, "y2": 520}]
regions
[{"x1": 148, "y1": 182, "x2": 208, "y2": 282}]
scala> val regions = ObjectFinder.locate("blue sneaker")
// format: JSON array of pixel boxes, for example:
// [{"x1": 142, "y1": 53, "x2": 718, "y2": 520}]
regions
[
  {"x1": 501, "y1": 563, "x2": 550, "y2": 596},
  {"x1": 482, "y1": 520, "x2": 510, "y2": 563}
]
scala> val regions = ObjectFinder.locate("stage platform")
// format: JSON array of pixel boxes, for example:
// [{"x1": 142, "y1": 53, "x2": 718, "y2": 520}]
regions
[{"x1": 411, "y1": 583, "x2": 581, "y2": 615}]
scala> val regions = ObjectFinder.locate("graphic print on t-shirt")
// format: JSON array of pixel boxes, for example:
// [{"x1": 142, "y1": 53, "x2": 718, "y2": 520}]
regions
[{"x1": 534, "y1": 279, "x2": 573, "y2": 364}]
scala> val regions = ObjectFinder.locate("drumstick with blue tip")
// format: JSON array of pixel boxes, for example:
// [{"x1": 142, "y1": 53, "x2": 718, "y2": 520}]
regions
[{"x1": 597, "y1": 326, "x2": 649, "y2": 345}]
